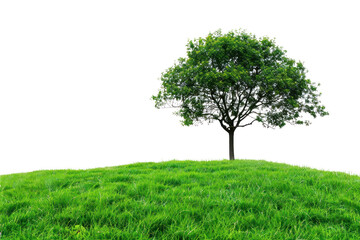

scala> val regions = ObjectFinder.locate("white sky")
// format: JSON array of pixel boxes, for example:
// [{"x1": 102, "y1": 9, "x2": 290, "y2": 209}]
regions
[{"x1": 1, "y1": 0, "x2": 359, "y2": 176}]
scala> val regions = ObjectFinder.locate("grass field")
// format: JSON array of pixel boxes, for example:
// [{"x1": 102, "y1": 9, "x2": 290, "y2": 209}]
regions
[{"x1": 1, "y1": 160, "x2": 360, "y2": 239}]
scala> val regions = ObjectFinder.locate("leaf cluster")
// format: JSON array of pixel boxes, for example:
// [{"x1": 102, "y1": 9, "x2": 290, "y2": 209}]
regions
[{"x1": 153, "y1": 29, "x2": 328, "y2": 130}]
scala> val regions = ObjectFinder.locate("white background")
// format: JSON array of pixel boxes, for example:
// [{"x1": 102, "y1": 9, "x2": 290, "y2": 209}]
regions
[{"x1": 1, "y1": 0, "x2": 359, "y2": 175}]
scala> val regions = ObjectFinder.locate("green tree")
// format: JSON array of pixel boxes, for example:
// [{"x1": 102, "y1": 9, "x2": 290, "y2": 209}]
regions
[{"x1": 152, "y1": 29, "x2": 328, "y2": 160}]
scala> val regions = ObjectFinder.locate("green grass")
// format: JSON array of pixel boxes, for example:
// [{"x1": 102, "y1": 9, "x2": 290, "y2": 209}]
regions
[{"x1": 1, "y1": 160, "x2": 360, "y2": 239}]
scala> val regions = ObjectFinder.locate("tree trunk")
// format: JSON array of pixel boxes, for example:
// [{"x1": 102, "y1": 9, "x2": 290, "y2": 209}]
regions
[{"x1": 229, "y1": 130, "x2": 235, "y2": 160}]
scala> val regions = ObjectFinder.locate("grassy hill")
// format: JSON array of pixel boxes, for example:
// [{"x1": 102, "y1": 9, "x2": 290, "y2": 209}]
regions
[{"x1": 1, "y1": 160, "x2": 360, "y2": 239}]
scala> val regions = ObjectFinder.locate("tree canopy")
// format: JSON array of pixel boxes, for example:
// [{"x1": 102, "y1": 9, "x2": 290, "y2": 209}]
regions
[{"x1": 153, "y1": 29, "x2": 328, "y2": 159}]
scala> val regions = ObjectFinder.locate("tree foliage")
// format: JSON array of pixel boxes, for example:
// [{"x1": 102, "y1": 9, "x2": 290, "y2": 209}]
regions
[{"x1": 152, "y1": 29, "x2": 328, "y2": 159}]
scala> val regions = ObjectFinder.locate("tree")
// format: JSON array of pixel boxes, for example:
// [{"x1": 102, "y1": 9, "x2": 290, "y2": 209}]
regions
[{"x1": 152, "y1": 29, "x2": 328, "y2": 160}]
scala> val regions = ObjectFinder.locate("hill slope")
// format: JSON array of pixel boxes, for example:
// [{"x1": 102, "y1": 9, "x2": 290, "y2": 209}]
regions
[{"x1": 1, "y1": 160, "x2": 360, "y2": 239}]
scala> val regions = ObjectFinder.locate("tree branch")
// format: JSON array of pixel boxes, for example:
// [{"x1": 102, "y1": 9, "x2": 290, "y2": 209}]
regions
[
  {"x1": 238, "y1": 119, "x2": 256, "y2": 127},
  {"x1": 221, "y1": 93, "x2": 232, "y2": 125},
  {"x1": 218, "y1": 119, "x2": 230, "y2": 132}
]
